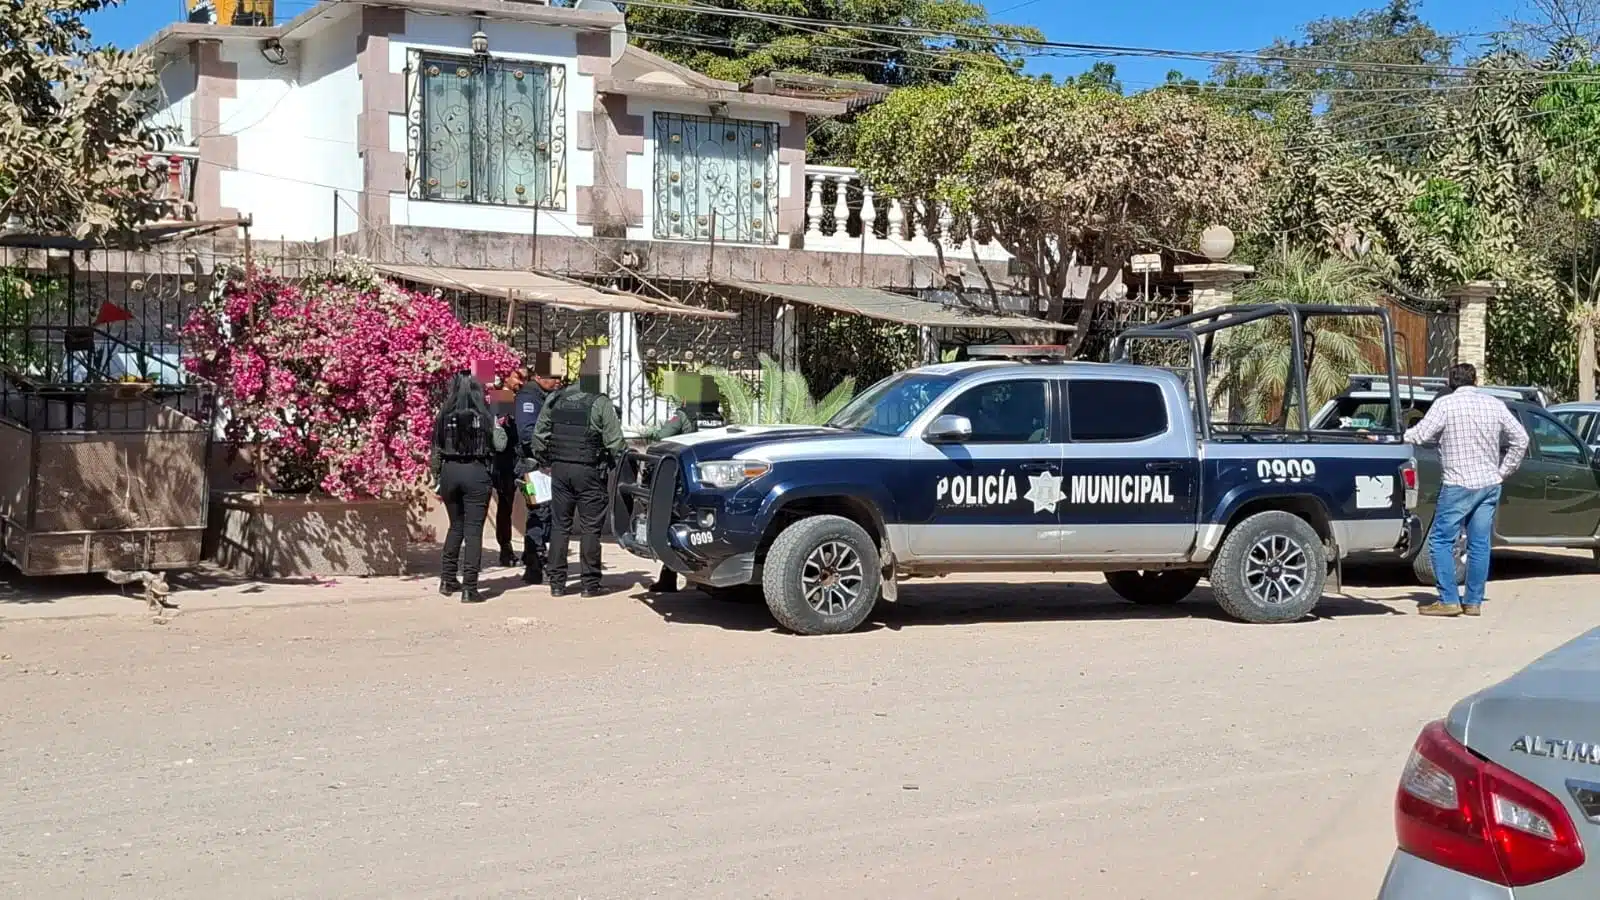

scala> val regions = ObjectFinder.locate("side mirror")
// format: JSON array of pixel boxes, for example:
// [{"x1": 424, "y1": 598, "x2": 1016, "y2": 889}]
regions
[{"x1": 925, "y1": 414, "x2": 973, "y2": 444}]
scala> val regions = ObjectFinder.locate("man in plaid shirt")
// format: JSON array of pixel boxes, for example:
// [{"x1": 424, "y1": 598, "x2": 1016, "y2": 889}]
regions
[{"x1": 1403, "y1": 363, "x2": 1529, "y2": 617}]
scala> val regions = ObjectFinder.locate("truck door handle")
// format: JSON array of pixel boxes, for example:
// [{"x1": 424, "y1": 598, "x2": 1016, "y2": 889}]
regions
[
  {"x1": 1019, "y1": 462, "x2": 1054, "y2": 474},
  {"x1": 1547, "y1": 475, "x2": 1562, "y2": 485},
  {"x1": 1146, "y1": 461, "x2": 1183, "y2": 473}
]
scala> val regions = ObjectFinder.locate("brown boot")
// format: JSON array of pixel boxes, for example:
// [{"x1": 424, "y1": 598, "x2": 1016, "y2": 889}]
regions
[
  {"x1": 1418, "y1": 602, "x2": 1462, "y2": 617},
  {"x1": 1461, "y1": 605, "x2": 1482, "y2": 617}
]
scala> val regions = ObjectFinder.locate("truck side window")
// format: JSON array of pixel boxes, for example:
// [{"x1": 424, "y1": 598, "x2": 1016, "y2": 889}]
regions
[
  {"x1": 940, "y1": 380, "x2": 1050, "y2": 444},
  {"x1": 1068, "y1": 379, "x2": 1167, "y2": 442}
]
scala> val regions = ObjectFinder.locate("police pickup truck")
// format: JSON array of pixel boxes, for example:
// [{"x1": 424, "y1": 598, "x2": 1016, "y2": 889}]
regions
[{"x1": 613, "y1": 304, "x2": 1419, "y2": 635}]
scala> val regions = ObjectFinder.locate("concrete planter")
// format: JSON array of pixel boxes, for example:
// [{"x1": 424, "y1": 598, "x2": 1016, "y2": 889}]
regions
[{"x1": 208, "y1": 491, "x2": 408, "y2": 578}]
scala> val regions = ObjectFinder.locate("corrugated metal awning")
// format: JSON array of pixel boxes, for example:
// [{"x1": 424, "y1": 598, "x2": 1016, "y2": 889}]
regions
[
  {"x1": 716, "y1": 280, "x2": 1075, "y2": 332},
  {"x1": 375, "y1": 264, "x2": 734, "y2": 319}
]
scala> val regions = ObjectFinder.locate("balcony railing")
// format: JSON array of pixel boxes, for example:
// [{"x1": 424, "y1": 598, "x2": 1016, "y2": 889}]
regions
[{"x1": 802, "y1": 164, "x2": 1013, "y2": 262}]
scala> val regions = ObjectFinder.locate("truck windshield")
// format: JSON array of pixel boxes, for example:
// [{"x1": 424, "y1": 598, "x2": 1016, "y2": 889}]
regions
[{"x1": 829, "y1": 373, "x2": 959, "y2": 436}]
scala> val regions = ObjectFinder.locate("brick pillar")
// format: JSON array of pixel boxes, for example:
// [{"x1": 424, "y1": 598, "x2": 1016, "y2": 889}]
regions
[
  {"x1": 1175, "y1": 263, "x2": 1254, "y2": 419},
  {"x1": 1446, "y1": 281, "x2": 1498, "y2": 372}
]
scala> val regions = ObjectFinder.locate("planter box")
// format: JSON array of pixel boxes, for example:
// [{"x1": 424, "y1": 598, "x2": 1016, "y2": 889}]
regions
[{"x1": 208, "y1": 491, "x2": 407, "y2": 578}]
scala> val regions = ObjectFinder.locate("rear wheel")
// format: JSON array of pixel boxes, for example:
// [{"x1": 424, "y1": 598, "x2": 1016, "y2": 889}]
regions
[
  {"x1": 762, "y1": 515, "x2": 881, "y2": 635},
  {"x1": 1210, "y1": 511, "x2": 1327, "y2": 624},
  {"x1": 1104, "y1": 570, "x2": 1203, "y2": 606}
]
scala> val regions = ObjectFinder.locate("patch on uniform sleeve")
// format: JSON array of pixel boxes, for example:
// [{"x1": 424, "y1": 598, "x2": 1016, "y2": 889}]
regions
[
  {"x1": 521, "y1": 402, "x2": 538, "y2": 414},
  {"x1": 1355, "y1": 475, "x2": 1394, "y2": 509}
]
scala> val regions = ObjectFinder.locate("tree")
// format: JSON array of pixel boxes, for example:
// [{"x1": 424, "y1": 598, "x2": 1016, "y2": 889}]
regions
[
  {"x1": 0, "y1": 0, "x2": 170, "y2": 238},
  {"x1": 1535, "y1": 53, "x2": 1600, "y2": 399},
  {"x1": 1219, "y1": 248, "x2": 1383, "y2": 423},
  {"x1": 620, "y1": 0, "x2": 1042, "y2": 162},
  {"x1": 1210, "y1": 0, "x2": 1457, "y2": 164},
  {"x1": 853, "y1": 69, "x2": 1273, "y2": 356},
  {"x1": 624, "y1": 0, "x2": 1040, "y2": 86}
]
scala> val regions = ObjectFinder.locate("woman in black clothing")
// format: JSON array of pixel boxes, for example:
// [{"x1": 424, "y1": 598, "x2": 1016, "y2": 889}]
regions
[{"x1": 430, "y1": 372, "x2": 507, "y2": 603}]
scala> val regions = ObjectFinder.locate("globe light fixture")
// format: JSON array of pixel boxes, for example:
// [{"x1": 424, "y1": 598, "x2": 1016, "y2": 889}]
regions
[{"x1": 1199, "y1": 224, "x2": 1235, "y2": 261}]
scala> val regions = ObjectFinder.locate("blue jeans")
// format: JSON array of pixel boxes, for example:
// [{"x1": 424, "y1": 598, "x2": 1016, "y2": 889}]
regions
[{"x1": 1428, "y1": 484, "x2": 1501, "y2": 608}]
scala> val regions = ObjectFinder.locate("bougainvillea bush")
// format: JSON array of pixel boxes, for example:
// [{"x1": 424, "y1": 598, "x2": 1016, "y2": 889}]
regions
[{"x1": 184, "y1": 258, "x2": 519, "y2": 500}]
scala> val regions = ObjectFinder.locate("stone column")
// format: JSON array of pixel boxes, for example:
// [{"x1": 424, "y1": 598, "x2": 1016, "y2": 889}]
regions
[
  {"x1": 1174, "y1": 263, "x2": 1255, "y2": 421},
  {"x1": 1445, "y1": 281, "x2": 1498, "y2": 372}
]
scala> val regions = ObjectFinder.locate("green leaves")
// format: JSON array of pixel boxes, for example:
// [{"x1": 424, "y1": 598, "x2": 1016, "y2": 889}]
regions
[
  {"x1": 705, "y1": 353, "x2": 857, "y2": 425},
  {"x1": 0, "y1": 0, "x2": 172, "y2": 239}
]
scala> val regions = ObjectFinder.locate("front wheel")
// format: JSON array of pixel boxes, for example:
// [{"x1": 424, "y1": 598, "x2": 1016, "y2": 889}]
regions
[
  {"x1": 762, "y1": 515, "x2": 882, "y2": 635},
  {"x1": 1210, "y1": 511, "x2": 1327, "y2": 624},
  {"x1": 1104, "y1": 570, "x2": 1203, "y2": 605}
]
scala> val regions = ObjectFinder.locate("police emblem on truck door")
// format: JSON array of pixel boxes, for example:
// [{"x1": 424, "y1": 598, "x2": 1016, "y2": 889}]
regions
[{"x1": 907, "y1": 379, "x2": 1067, "y2": 560}]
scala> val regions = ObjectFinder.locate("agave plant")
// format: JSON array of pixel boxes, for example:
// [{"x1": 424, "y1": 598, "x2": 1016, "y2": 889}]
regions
[
  {"x1": 1219, "y1": 247, "x2": 1384, "y2": 425},
  {"x1": 706, "y1": 354, "x2": 857, "y2": 426}
]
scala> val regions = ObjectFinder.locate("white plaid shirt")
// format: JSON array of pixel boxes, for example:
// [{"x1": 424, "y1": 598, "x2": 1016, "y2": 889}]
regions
[{"x1": 1403, "y1": 387, "x2": 1529, "y2": 490}]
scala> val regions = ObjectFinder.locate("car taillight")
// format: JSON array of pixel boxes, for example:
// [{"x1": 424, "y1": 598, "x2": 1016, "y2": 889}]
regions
[
  {"x1": 1395, "y1": 721, "x2": 1585, "y2": 887},
  {"x1": 1400, "y1": 461, "x2": 1418, "y2": 508}
]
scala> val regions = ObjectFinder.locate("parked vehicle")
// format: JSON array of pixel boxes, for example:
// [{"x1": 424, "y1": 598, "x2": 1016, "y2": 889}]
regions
[
  {"x1": 1376, "y1": 627, "x2": 1600, "y2": 899},
  {"x1": 613, "y1": 304, "x2": 1418, "y2": 635},
  {"x1": 1316, "y1": 384, "x2": 1600, "y2": 583},
  {"x1": 1550, "y1": 401, "x2": 1600, "y2": 456},
  {"x1": 1310, "y1": 374, "x2": 1550, "y2": 435}
]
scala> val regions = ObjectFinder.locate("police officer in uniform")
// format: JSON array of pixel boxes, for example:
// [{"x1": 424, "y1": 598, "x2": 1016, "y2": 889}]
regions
[
  {"x1": 530, "y1": 377, "x2": 626, "y2": 597},
  {"x1": 513, "y1": 357, "x2": 567, "y2": 585},
  {"x1": 642, "y1": 399, "x2": 697, "y2": 593},
  {"x1": 430, "y1": 372, "x2": 507, "y2": 604},
  {"x1": 489, "y1": 368, "x2": 525, "y2": 569}
]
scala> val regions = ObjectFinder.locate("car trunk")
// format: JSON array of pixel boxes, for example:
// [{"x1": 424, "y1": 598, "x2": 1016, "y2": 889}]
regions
[{"x1": 1449, "y1": 628, "x2": 1600, "y2": 896}]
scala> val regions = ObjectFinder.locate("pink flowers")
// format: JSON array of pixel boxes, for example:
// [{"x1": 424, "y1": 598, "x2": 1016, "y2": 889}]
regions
[{"x1": 184, "y1": 261, "x2": 519, "y2": 500}]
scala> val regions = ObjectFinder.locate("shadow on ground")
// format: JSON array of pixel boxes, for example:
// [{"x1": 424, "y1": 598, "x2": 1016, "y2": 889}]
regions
[
  {"x1": 1344, "y1": 550, "x2": 1596, "y2": 590},
  {"x1": 635, "y1": 580, "x2": 1407, "y2": 634}
]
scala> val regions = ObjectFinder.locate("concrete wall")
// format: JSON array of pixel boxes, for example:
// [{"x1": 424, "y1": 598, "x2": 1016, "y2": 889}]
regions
[{"x1": 216, "y1": 19, "x2": 364, "y2": 240}]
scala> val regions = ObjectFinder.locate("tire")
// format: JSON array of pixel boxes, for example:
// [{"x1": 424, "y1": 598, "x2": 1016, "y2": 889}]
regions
[
  {"x1": 1209, "y1": 511, "x2": 1328, "y2": 624},
  {"x1": 1412, "y1": 533, "x2": 1468, "y2": 586},
  {"x1": 698, "y1": 584, "x2": 763, "y2": 604},
  {"x1": 761, "y1": 515, "x2": 882, "y2": 635},
  {"x1": 1104, "y1": 570, "x2": 1203, "y2": 606}
]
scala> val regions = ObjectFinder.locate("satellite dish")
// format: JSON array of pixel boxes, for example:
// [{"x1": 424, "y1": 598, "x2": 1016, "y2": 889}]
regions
[{"x1": 573, "y1": 0, "x2": 627, "y2": 63}]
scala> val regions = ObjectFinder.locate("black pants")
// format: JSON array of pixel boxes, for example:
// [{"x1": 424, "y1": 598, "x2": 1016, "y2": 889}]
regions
[
  {"x1": 492, "y1": 465, "x2": 517, "y2": 556},
  {"x1": 548, "y1": 461, "x2": 608, "y2": 589},
  {"x1": 439, "y1": 460, "x2": 494, "y2": 587},
  {"x1": 523, "y1": 500, "x2": 550, "y2": 577}
]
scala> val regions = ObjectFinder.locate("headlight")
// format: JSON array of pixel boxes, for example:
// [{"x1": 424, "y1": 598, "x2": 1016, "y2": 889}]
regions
[{"x1": 694, "y1": 460, "x2": 770, "y2": 489}]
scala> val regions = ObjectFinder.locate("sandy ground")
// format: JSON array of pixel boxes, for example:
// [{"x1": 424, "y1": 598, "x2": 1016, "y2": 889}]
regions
[{"x1": 1, "y1": 546, "x2": 1596, "y2": 900}]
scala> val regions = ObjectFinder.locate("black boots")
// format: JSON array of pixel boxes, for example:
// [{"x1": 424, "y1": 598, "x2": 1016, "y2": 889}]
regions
[
  {"x1": 498, "y1": 549, "x2": 516, "y2": 568},
  {"x1": 460, "y1": 585, "x2": 485, "y2": 604},
  {"x1": 440, "y1": 577, "x2": 461, "y2": 597}
]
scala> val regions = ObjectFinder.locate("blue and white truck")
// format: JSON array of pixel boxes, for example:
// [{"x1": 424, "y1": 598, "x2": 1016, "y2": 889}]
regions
[{"x1": 614, "y1": 304, "x2": 1419, "y2": 635}]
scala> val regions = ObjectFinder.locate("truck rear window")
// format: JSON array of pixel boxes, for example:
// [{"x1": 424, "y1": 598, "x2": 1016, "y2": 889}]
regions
[
  {"x1": 1068, "y1": 380, "x2": 1167, "y2": 442},
  {"x1": 1317, "y1": 397, "x2": 1430, "y2": 431}
]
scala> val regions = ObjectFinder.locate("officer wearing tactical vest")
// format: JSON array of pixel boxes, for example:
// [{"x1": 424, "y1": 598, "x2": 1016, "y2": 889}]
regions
[
  {"x1": 430, "y1": 372, "x2": 508, "y2": 604},
  {"x1": 530, "y1": 374, "x2": 626, "y2": 597}
]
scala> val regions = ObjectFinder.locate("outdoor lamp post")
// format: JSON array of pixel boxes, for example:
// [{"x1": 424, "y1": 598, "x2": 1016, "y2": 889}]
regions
[
  {"x1": 471, "y1": 17, "x2": 489, "y2": 56},
  {"x1": 1200, "y1": 224, "x2": 1235, "y2": 261}
]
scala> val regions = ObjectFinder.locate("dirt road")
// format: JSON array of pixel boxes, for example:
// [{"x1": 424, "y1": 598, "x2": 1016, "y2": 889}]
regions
[{"x1": 2, "y1": 550, "x2": 1594, "y2": 899}]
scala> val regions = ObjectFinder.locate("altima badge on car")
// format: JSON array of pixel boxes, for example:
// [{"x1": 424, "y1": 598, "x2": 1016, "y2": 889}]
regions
[{"x1": 1510, "y1": 735, "x2": 1600, "y2": 766}]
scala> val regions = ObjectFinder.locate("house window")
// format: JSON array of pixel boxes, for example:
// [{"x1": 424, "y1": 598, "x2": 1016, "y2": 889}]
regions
[
  {"x1": 406, "y1": 51, "x2": 567, "y2": 210},
  {"x1": 653, "y1": 113, "x2": 778, "y2": 244}
]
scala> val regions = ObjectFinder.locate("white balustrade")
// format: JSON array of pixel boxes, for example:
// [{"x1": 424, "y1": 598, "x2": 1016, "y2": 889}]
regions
[{"x1": 800, "y1": 164, "x2": 1013, "y2": 262}]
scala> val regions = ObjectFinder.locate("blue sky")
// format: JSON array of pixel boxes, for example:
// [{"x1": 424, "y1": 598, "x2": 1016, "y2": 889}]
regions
[{"x1": 96, "y1": 0, "x2": 1516, "y2": 86}]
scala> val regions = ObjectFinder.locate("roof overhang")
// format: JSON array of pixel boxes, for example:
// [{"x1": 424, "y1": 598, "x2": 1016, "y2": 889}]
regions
[
  {"x1": 0, "y1": 217, "x2": 248, "y2": 250},
  {"x1": 374, "y1": 264, "x2": 735, "y2": 319},
  {"x1": 716, "y1": 279, "x2": 1075, "y2": 333},
  {"x1": 141, "y1": 0, "x2": 622, "y2": 59},
  {"x1": 595, "y1": 78, "x2": 848, "y2": 118}
]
